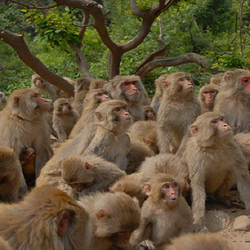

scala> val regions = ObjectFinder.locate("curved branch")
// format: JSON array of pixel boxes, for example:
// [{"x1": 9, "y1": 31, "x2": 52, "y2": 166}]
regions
[
  {"x1": 136, "y1": 53, "x2": 211, "y2": 78},
  {"x1": 0, "y1": 28, "x2": 74, "y2": 96}
]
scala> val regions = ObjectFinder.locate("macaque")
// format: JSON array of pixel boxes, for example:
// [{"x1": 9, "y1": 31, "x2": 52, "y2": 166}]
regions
[
  {"x1": 110, "y1": 175, "x2": 147, "y2": 207},
  {"x1": 151, "y1": 73, "x2": 169, "y2": 111},
  {"x1": 210, "y1": 72, "x2": 225, "y2": 86},
  {"x1": 89, "y1": 78, "x2": 108, "y2": 90},
  {"x1": 157, "y1": 72, "x2": 201, "y2": 154},
  {"x1": 31, "y1": 74, "x2": 59, "y2": 101},
  {"x1": 52, "y1": 98, "x2": 78, "y2": 142},
  {"x1": 0, "y1": 146, "x2": 24, "y2": 203},
  {"x1": 214, "y1": 69, "x2": 250, "y2": 134},
  {"x1": 62, "y1": 155, "x2": 126, "y2": 196},
  {"x1": 108, "y1": 75, "x2": 150, "y2": 121},
  {"x1": 143, "y1": 105, "x2": 156, "y2": 120},
  {"x1": 71, "y1": 77, "x2": 92, "y2": 115},
  {"x1": 198, "y1": 83, "x2": 219, "y2": 113},
  {"x1": 128, "y1": 120, "x2": 159, "y2": 154},
  {"x1": 0, "y1": 89, "x2": 53, "y2": 177},
  {"x1": 0, "y1": 186, "x2": 89, "y2": 250},
  {"x1": 165, "y1": 232, "x2": 233, "y2": 250},
  {"x1": 69, "y1": 88, "x2": 111, "y2": 138},
  {"x1": 79, "y1": 191, "x2": 140, "y2": 250},
  {"x1": 182, "y1": 112, "x2": 250, "y2": 232},
  {"x1": 0, "y1": 92, "x2": 7, "y2": 107},
  {"x1": 130, "y1": 174, "x2": 193, "y2": 249}
]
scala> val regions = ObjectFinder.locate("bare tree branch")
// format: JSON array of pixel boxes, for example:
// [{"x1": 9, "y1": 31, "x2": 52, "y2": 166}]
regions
[
  {"x1": 0, "y1": 28, "x2": 74, "y2": 96},
  {"x1": 9, "y1": 0, "x2": 57, "y2": 9},
  {"x1": 136, "y1": 53, "x2": 211, "y2": 78}
]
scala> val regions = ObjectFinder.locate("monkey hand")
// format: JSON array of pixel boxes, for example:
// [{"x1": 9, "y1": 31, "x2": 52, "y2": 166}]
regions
[{"x1": 137, "y1": 240, "x2": 155, "y2": 250}]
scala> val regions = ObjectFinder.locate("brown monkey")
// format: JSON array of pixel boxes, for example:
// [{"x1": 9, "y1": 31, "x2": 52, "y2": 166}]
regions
[
  {"x1": 71, "y1": 77, "x2": 92, "y2": 115},
  {"x1": 109, "y1": 175, "x2": 147, "y2": 207},
  {"x1": 62, "y1": 155, "x2": 126, "y2": 196},
  {"x1": 31, "y1": 74, "x2": 59, "y2": 101},
  {"x1": 183, "y1": 112, "x2": 250, "y2": 232},
  {"x1": 0, "y1": 237, "x2": 12, "y2": 250},
  {"x1": 143, "y1": 105, "x2": 156, "y2": 120},
  {"x1": 79, "y1": 191, "x2": 140, "y2": 250},
  {"x1": 108, "y1": 75, "x2": 150, "y2": 121},
  {"x1": 52, "y1": 98, "x2": 78, "y2": 142},
  {"x1": 157, "y1": 72, "x2": 201, "y2": 154},
  {"x1": 150, "y1": 73, "x2": 169, "y2": 112},
  {"x1": 89, "y1": 78, "x2": 108, "y2": 90},
  {"x1": 0, "y1": 146, "x2": 25, "y2": 203},
  {"x1": 198, "y1": 83, "x2": 219, "y2": 113},
  {"x1": 0, "y1": 89, "x2": 53, "y2": 177},
  {"x1": 69, "y1": 88, "x2": 111, "y2": 138},
  {"x1": 130, "y1": 174, "x2": 193, "y2": 249},
  {"x1": 0, "y1": 186, "x2": 89, "y2": 250},
  {"x1": 128, "y1": 120, "x2": 159, "y2": 154},
  {"x1": 214, "y1": 69, "x2": 250, "y2": 134},
  {"x1": 0, "y1": 92, "x2": 7, "y2": 108},
  {"x1": 210, "y1": 72, "x2": 225, "y2": 86},
  {"x1": 165, "y1": 232, "x2": 233, "y2": 250}
]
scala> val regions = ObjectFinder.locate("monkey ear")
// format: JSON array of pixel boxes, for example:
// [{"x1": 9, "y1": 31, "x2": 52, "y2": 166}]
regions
[
  {"x1": 143, "y1": 138, "x2": 152, "y2": 146},
  {"x1": 95, "y1": 209, "x2": 106, "y2": 219},
  {"x1": 190, "y1": 125, "x2": 199, "y2": 135},
  {"x1": 57, "y1": 210, "x2": 72, "y2": 237},
  {"x1": 162, "y1": 81, "x2": 169, "y2": 89},
  {"x1": 83, "y1": 162, "x2": 92, "y2": 170},
  {"x1": 95, "y1": 111, "x2": 104, "y2": 121},
  {"x1": 224, "y1": 71, "x2": 233, "y2": 83},
  {"x1": 144, "y1": 183, "x2": 152, "y2": 196},
  {"x1": 13, "y1": 96, "x2": 20, "y2": 107}
]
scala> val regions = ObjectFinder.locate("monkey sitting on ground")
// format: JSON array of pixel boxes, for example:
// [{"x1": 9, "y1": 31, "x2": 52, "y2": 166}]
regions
[
  {"x1": 130, "y1": 174, "x2": 193, "y2": 249},
  {"x1": 52, "y1": 98, "x2": 78, "y2": 142},
  {"x1": 79, "y1": 191, "x2": 140, "y2": 250},
  {"x1": 182, "y1": 112, "x2": 250, "y2": 232},
  {"x1": 0, "y1": 186, "x2": 89, "y2": 250}
]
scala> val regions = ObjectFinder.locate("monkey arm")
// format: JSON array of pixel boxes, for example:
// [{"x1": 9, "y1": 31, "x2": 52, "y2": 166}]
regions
[{"x1": 157, "y1": 126, "x2": 171, "y2": 153}]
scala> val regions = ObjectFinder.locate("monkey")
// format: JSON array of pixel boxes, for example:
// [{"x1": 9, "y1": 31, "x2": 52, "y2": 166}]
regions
[
  {"x1": 52, "y1": 98, "x2": 78, "y2": 142},
  {"x1": 69, "y1": 88, "x2": 111, "y2": 138},
  {"x1": 0, "y1": 186, "x2": 90, "y2": 250},
  {"x1": 143, "y1": 105, "x2": 156, "y2": 120},
  {"x1": 62, "y1": 155, "x2": 126, "y2": 196},
  {"x1": 210, "y1": 72, "x2": 225, "y2": 86},
  {"x1": 108, "y1": 75, "x2": 149, "y2": 122},
  {"x1": 165, "y1": 232, "x2": 234, "y2": 250},
  {"x1": 130, "y1": 174, "x2": 193, "y2": 249},
  {"x1": 182, "y1": 112, "x2": 250, "y2": 232},
  {"x1": 198, "y1": 83, "x2": 219, "y2": 113},
  {"x1": 89, "y1": 78, "x2": 108, "y2": 90},
  {"x1": 157, "y1": 72, "x2": 201, "y2": 154},
  {"x1": 0, "y1": 236, "x2": 12, "y2": 250},
  {"x1": 0, "y1": 146, "x2": 25, "y2": 203},
  {"x1": 0, "y1": 89, "x2": 53, "y2": 177},
  {"x1": 150, "y1": 73, "x2": 169, "y2": 112},
  {"x1": 0, "y1": 91, "x2": 7, "y2": 108},
  {"x1": 128, "y1": 120, "x2": 159, "y2": 154},
  {"x1": 71, "y1": 77, "x2": 92, "y2": 115},
  {"x1": 78, "y1": 191, "x2": 140, "y2": 250},
  {"x1": 109, "y1": 175, "x2": 147, "y2": 207},
  {"x1": 31, "y1": 74, "x2": 59, "y2": 101},
  {"x1": 214, "y1": 69, "x2": 250, "y2": 134}
]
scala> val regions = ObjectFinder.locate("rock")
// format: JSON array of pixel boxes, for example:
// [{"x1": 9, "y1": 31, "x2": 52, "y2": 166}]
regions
[
  {"x1": 205, "y1": 210, "x2": 231, "y2": 232},
  {"x1": 233, "y1": 215, "x2": 250, "y2": 231}
]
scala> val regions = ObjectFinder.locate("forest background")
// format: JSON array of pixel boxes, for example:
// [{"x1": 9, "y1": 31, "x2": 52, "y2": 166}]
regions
[{"x1": 0, "y1": 0, "x2": 250, "y2": 97}]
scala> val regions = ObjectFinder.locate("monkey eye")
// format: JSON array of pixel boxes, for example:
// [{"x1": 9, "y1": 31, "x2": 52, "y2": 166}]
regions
[
  {"x1": 132, "y1": 81, "x2": 138, "y2": 86},
  {"x1": 203, "y1": 91, "x2": 208, "y2": 94},
  {"x1": 162, "y1": 184, "x2": 169, "y2": 189},
  {"x1": 33, "y1": 93, "x2": 39, "y2": 98},
  {"x1": 113, "y1": 107, "x2": 121, "y2": 112},
  {"x1": 219, "y1": 117, "x2": 224, "y2": 121},
  {"x1": 123, "y1": 82, "x2": 130, "y2": 86},
  {"x1": 211, "y1": 119, "x2": 218, "y2": 124},
  {"x1": 96, "y1": 93, "x2": 103, "y2": 97},
  {"x1": 210, "y1": 91, "x2": 216, "y2": 94},
  {"x1": 172, "y1": 182, "x2": 178, "y2": 187},
  {"x1": 179, "y1": 78, "x2": 184, "y2": 82}
]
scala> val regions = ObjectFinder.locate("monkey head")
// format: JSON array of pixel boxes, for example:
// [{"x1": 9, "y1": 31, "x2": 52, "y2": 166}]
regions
[
  {"x1": 89, "y1": 79, "x2": 108, "y2": 90},
  {"x1": 32, "y1": 75, "x2": 45, "y2": 88},
  {"x1": 0, "y1": 92, "x2": 7, "y2": 107},
  {"x1": 199, "y1": 84, "x2": 219, "y2": 105},
  {"x1": 143, "y1": 106, "x2": 156, "y2": 120},
  {"x1": 84, "y1": 89, "x2": 111, "y2": 107},
  {"x1": 74, "y1": 77, "x2": 91, "y2": 94},
  {"x1": 53, "y1": 98, "x2": 72, "y2": 115}
]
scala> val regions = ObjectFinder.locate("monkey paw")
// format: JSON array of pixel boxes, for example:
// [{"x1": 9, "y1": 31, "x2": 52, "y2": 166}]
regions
[{"x1": 137, "y1": 240, "x2": 156, "y2": 250}]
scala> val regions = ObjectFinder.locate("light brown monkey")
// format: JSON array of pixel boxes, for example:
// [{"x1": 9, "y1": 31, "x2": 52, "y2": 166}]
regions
[
  {"x1": 157, "y1": 72, "x2": 201, "y2": 154},
  {"x1": 31, "y1": 74, "x2": 59, "y2": 101},
  {"x1": 89, "y1": 78, "x2": 108, "y2": 90},
  {"x1": 210, "y1": 72, "x2": 225, "y2": 86},
  {"x1": 0, "y1": 92, "x2": 7, "y2": 108},
  {"x1": 143, "y1": 106, "x2": 156, "y2": 121},
  {"x1": 71, "y1": 77, "x2": 92, "y2": 115},
  {"x1": 128, "y1": 120, "x2": 159, "y2": 154},
  {"x1": 130, "y1": 174, "x2": 193, "y2": 249},
  {"x1": 108, "y1": 75, "x2": 150, "y2": 121},
  {"x1": 79, "y1": 191, "x2": 140, "y2": 250},
  {"x1": 214, "y1": 69, "x2": 250, "y2": 134},
  {"x1": 182, "y1": 112, "x2": 250, "y2": 232},
  {"x1": 0, "y1": 89, "x2": 53, "y2": 177},
  {"x1": 52, "y1": 98, "x2": 78, "y2": 142},
  {"x1": 165, "y1": 232, "x2": 233, "y2": 250},
  {"x1": 69, "y1": 88, "x2": 111, "y2": 138},
  {"x1": 150, "y1": 73, "x2": 169, "y2": 112},
  {"x1": 198, "y1": 83, "x2": 219, "y2": 113},
  {"x1": 0, "y1": 186, "x2": 89, "y2": 250},
  {"x1": 109, "y1": 175, "x2": 147, "y2": 207},
  {"x1": 0, "y1": 146, "x2": 25, "y2": 203},
  {"x1": 0, "y1": 236, "x2": 12, "y2": 250},
  {"x1": 62, "y1": 155, "x2": 126, "y2": 196}
]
